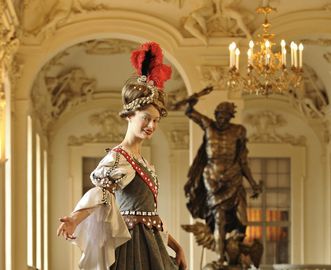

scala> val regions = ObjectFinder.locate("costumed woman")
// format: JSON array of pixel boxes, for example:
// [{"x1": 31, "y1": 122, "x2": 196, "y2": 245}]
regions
[{"x1": 57, "y1": 42, "x2": 187, "y2": 270}]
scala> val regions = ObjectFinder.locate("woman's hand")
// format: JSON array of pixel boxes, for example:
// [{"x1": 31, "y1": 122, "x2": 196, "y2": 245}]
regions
[
  {"x1": 57, "y1": 215, "x2": 77, "y2": 240},
  {"x1": 175, "y1": 246, "x2": 188, "y2": 270},
  {"x1": 168, "y1": 234, "x2": 188, "y2": 270},
  {"x1": 57, "y1": 208, "x2": 92, "y2": 240}
]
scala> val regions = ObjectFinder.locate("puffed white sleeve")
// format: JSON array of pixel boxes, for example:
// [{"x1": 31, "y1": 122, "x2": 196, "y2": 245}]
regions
[
  {"x1": 70, "y1": 187, "x2": 131, "y2": 269},
  {"x1": 90, "y1": 150, "x2": 136, "y2": 189},
  {"x1": 69, "y1": 150, "x2": 136, "y2": 269}
]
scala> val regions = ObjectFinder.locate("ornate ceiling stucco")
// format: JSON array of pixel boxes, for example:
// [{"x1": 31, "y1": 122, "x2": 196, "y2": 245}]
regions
[
  {"x1": 286, "y1": 64, "x2": 329, "y2": 119},
  {"x1": 244, "y1": 110, "x2": 306, "y2": 146},
  {"x1": 19, "y1": 0, "x2": 330, "y2": 44},
  {"x1": 31, "y1": 38, "x2": 187, "y2": 133},
  {"x1": 68, "y1": 109, "x2": 126, "y2": 145}
]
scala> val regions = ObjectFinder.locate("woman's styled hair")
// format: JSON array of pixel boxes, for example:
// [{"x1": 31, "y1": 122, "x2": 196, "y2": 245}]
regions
[{"x1": 118, "y1": 42, "x2": 171, "y2": 119}]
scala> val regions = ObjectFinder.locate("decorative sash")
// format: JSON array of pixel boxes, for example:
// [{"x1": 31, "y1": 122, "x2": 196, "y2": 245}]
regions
[{"x1": 112, "y1": 147, "x2": 158, "y2": 205}]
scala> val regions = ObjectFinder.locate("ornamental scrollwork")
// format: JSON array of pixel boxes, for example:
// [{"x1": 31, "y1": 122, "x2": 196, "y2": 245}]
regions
[
  {"x1": 68, "y1": 110, "x2": 126, "y2": 145},
  {"x1": 78, "y1": 39, "x2": 138, "y2": 55},
  {"x1": 182, "y1": 0, "x2": 253, "y2": 45},
  {"x1": 197, "y1": 65, "x2": 226, "y2": 90},
  {"x1": 244, "y1": 111, "x2": 306, "y2": 146},
  {"x1": 167, "y1": 129, "x2": 189, "y2": 149}
]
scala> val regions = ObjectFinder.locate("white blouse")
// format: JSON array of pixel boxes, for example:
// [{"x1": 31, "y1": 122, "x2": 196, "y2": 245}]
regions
[{"x1": 70, "y1": 149, "x2": 168, "y2": 270}]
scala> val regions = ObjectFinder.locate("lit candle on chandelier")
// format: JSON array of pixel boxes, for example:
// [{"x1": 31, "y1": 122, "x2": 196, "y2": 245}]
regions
[
  {"x1": 247, "y1": 49, "x2": 252, "y2": 66},
  {"x1": 298, "y1": 43, "x2": 304, "y2": 68},
  {"x1": 265, "y1": 40, "x2": 270, "y2": 51},
  {"x1": 229, "y1": 42, "x2": 236, "y2": 68},
  {"x1": 290, "y1": 42, "x2": 295, "y2": 66},
  {"x1": 280, "y1": 40, "x2": 286, "y2": 65},
  {"x1": 249, "y1": 40, "x2": 254, "y2": 52},
  {"x1": 266, "y1": 53, "x2": 270, "y2": 65},
  {"x1": 293, "y1": 43, "x2": 298, "y2": 68},
  {"x1": 283, "y1": 49, "x2": 287, "y2": 66},
  {"x1": 235, "y1": 48, "x2": 240, "y2": 69}
]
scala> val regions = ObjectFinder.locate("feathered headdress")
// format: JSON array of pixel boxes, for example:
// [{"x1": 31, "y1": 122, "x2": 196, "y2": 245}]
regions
[{"x1": 130, "y1": 42, "x2": 172, "y2": 90}]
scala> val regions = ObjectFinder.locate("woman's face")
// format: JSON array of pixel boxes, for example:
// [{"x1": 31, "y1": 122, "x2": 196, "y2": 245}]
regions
[{"x1": 128, "y1": 105, "x2": 161, "y2": 140}]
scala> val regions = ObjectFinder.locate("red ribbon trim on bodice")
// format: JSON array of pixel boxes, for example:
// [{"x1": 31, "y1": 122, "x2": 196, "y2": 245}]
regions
[{"x1": 112, "y1": 147, "x2": 158, "y2": 205}]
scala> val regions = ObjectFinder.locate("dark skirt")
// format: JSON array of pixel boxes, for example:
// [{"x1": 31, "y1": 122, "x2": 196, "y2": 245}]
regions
[{"x1": 109, "y1": 224, "x2": 178, "y2": 270}]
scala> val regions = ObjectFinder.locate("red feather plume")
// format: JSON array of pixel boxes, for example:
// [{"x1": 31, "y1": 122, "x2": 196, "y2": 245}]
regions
[{"x1": 130, "y1": 42, "x2": 172, "y2": 90}]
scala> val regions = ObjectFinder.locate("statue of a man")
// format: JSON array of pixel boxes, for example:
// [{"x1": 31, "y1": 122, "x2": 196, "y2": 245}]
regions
[{"x1": 184, "y1": 97, "x2": 262, "y2": 268}]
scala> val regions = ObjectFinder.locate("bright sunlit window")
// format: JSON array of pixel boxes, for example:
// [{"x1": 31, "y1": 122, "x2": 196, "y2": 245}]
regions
[
  {"x1": 245, "y1": 157, "x2": 291, "y2": 265},
  {"x1": 36, "y1": 134, "x2": 42, "y2": 269},
  {"x1": 27, "y1": 116, "x2": 34, "y2": 267},
  {"x1": 43, "y1": 150, "x2": 48, "y2": 270}
]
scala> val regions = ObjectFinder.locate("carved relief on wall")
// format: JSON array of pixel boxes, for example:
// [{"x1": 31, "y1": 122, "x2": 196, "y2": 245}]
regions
[
  {"x1": 323, "y1": 52, "x2": 331, "y2": 64},
  {"x1": 244, "y1": 111, "x2": 306, "y2": 146},
  {"x1": 145, "y1": 0, "x2": 186, "y2": 8},
  {"x1": 45, "y1": 68, "x2": 96, "y2": 117},
  {"x1": 287, "y1": 64, "x2": 329, "y2": 119},
  {"x1": 300, "y1": 38, "x2": 331, "y2": 47},
  {"x1": 31, "y1": 71, "x2": 54, "y2": 132},
  {"x1": 8, "y1": 56, "x2": 24, "y2": 97},
  {"x1": 42, "y1": 51, "x2": 70, "y2": 72},
  {"x1": 167, "y1": 86, "x2": 188, "y2": 110},
  {"x1": 197, "y1": 65, "x2": 226, "y2": 89},
  {"x1": 31, "y1": 67, "x2": 96, "y2": 132},
  {"x1": 182, "y1": 0, "x2": 253, "y2": 44},
  {"x1": 68, "y1": 109, "x2": 126, "y2": 145},
  {"x1": 167, "y1": 129, "x2": 189, "y2": 149},
  {"x1": 78, "y1": 39, "x2": 138, "y2": 55},
  {"x1": 0, "y1": 1, "x2": 20, "y2": 94},
  {"x1": 21, "y1": 0, "x2": 112, "y2": 40}
]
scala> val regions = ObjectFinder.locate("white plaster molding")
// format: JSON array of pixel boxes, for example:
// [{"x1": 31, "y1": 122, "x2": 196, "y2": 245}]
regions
[
  {"x1": 31, "y1": 67, "x2": 96, "y2": 132},
  {"x1": 145, "y1": 0, "x2": 186, "y2": 8},
  {"x1": 197, "y1": 65, "x2": 226, "y2": 90},
  {"x1": 21, "y1": 0, "x2": 113, "y2": 40},
  {"x1": 16, "y1": 14, "x2": 195, "y2": 100},
  {"x1": 20, "y1": 9, "x2": 185, "y2": 47},
  {"x1": 245, "y1": 111, "x2": 306, "y2": 146},
  {"x1": 42, "y1": 51, "x2": 70, "y2": 73},
  {"x1": 182, "y1": 0, "x2": 253, "y2": 44},
  {"x1": 300, "y1": 38, "x2": 331, "y2": 47},
  {"x1": 68, "y1": 109, "x2": 125, "y2": 145},
  {"x1": 323, "y1": 52, "x2": 331, "y2": 64},
  {"x1": 167, "y1": 86, "x2": 188, "y2": 110},
  {"x1": 286, "y1": 64, "x2": 329, "y2": 120},
  {"x1": 166, "y1": 129, "x2": 189, "y2": 149},
  {"x1": 45, "y1": 68, "x2": 96, "y2": 117},
  {"x1": 78, "y1": 39, "x2": 137, "y2": 55},
  {"x1": 258, "y1": 10, "x2": 331, "y2": 37}
]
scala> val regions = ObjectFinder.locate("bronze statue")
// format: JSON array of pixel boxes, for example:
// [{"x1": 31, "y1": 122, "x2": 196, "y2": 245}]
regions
[{"x1": 179, "y1": 88, "x2": 263, "y2": 269}]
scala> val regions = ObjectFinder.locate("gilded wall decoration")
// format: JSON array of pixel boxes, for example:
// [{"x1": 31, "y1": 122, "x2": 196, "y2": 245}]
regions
[
  {"x1": 287, "y1": 64, "x2": 328, "y2": 119},
  {"x1": 183, "y1": 0, "x2": 253, "y2": 44},
  {"x1": 78, "y1": 39, "x2": 138, "y2": 55},
  {"x1": 68, "y1": 109, "x2": 126, "y2": 145},
  {"x1": 167, "y1": 129, "x2": 189, "y2": 149},
  {"x1": 244, "y1": 111, "x2": 306, "y2": 146},
  {"x1": 197, "y1": 65, "x2": 226, "y2": 89}
]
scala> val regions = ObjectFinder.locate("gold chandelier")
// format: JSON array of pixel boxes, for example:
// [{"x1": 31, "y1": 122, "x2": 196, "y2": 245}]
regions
[{"x1": 227, "y1": 3, "x2": 304, "y2": 96}]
